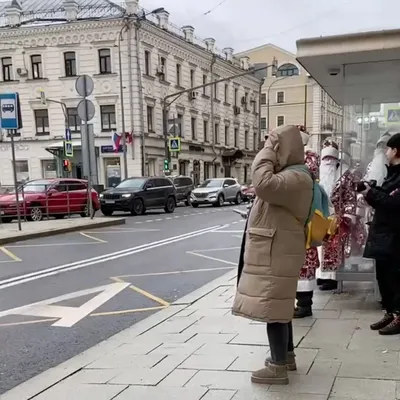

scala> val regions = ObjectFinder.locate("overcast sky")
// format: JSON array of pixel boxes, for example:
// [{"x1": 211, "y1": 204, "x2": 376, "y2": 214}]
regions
[{"x1": 140, "y1": 0, "x2": 400, "y2": 54}]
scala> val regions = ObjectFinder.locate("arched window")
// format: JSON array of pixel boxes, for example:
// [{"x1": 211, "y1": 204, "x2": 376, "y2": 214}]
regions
[{"x1": 277, "y1": 63, "x2": 299, "y2": 77}]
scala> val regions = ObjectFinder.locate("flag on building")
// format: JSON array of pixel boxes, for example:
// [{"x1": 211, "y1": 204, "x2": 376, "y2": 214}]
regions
[{"x1": 112, "y1": 131, "x2": 122, "y2": 152}]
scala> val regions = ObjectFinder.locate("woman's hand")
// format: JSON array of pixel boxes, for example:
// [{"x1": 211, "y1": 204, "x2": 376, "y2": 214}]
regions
[{"x1": 361, "y1": 182, "x2": 371, "y2": 196}]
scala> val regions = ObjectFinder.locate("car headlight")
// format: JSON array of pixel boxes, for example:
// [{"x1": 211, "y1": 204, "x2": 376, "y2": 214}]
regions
[
  {"x1": 122, "y1": 193, "x2": 132, "y2": 198},
  {"x1": 99, "y1": 193, "x2": 104, "y2": 198}
]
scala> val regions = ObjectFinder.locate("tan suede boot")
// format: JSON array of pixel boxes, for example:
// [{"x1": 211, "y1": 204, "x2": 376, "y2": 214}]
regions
[
  {"x1": 251, "y1": 362, "x2": 289, "y2": 385},
  {"x1": 264, "y1": 351, "x2": 297, "y2": 371}
]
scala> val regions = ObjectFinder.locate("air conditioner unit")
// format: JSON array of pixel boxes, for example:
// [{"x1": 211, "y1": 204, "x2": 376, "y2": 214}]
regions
[
  {"x1": 234, "y1": 106, "x2": 241, "y2": 115},
  {"x1": 16, "y1": 67, "x2": 28, "y2": 76},
  {"x1": 156, "y1": 65, "x2": 165, "y2": 75},
  {"x1": 189, "y1": 91, "x2": 199, "y2": 100}
]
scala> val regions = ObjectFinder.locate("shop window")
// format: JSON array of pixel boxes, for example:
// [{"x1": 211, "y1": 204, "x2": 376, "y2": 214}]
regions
[
  {"x1": 42, "y1": 159, "x2": 57, "y2": 179},
  {"x1": 15, "y1": 160, "x2": 29, "y2": 184},
  {"x1": 104, "y1": 158, "x2": 121, "y2": 188}
]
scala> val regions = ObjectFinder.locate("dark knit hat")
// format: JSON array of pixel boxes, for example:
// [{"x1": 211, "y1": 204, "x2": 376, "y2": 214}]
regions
[{"x1": 387, "y1": 132, "x2": 400, "y2": 150}]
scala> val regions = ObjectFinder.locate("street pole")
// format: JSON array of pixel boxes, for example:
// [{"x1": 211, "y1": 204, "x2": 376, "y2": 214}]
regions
[
  {"x1": 162, "y1": 64, "x2": 274, "y2": 167},
  {"x1": 304, "y1": 83, "x2": 308, "y2": 129},
  {"x1": 267, "y1": 76, "x2": 288, "y2": 134},
  {"x1": 10, "y1": 130, "x2": 21, "y2": 231},
  {"x1": 83, "y1": 76, "x2": 94, "y2": 219},
  {"x1": 258, "y1": 77, "x2": 265, "y2": 145},
  {"x1": 118, "y1": 24, "x2": 128, "y2": 180}
]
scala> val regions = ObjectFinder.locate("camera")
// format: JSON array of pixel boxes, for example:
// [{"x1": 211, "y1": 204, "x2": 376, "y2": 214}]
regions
[{"x1": 356, "y1": 180, "x2": 377, "y2": 193}]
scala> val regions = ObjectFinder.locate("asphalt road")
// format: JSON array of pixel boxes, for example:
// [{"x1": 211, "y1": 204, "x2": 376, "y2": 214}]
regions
[{"x1": 0, "y1": 204, "x2": 247, "y2": 395}]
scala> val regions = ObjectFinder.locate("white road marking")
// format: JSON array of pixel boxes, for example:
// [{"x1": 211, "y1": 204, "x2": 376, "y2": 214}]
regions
[
  {"x1": 145, "y1": 220, "x2": 153, "y2": 223},
  {"x1": 166, "y1": 217, "x2": 172, "y2": 220},
  {"x1": 0, "y1": 225, "x2": 221, "y2": 290},
  {"x1": 232, "y1": 235, "x2": 242, "y2": 238},
  {"x1": 189, "y1": 246, "x2": 241, "y2": 253},
  {"x1": 211, "y1": 230, "x2": 244, "y2": 233},
  {"x1": 85, "y1": 229, "x2": 161, "y2": 233},
  {"x1": 155, "y1": 219, "x2": 162, "y2": 221},
  {"x1": 187, "y1": 251, "x2": 237, "y2": 266},
  {"x1": 0, "y1": 282, "x2": 129, "y2": 327}
]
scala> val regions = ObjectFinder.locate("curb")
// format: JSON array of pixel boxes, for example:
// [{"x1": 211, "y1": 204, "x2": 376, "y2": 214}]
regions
[
  {"x1": 0, "y1": 269, "x2": 238, "y2": 400},
  {"x1": 0, "y1": 218, "x2": 126, "y2": 246}
]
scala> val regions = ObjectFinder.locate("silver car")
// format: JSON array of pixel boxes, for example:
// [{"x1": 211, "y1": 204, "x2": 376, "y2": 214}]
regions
[{"x1": 190, "y1": 178, "x2": 243, "y2": 208}]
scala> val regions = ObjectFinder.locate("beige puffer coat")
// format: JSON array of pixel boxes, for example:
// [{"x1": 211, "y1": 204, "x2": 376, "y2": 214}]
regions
[{"x1": 232, "y1": 125, "x2": 313, "y2": 323}]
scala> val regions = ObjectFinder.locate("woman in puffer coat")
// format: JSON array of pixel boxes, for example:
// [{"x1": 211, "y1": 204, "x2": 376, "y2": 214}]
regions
[{"x1": 232, "y1": 125, "x2": 313, "y2": 385}]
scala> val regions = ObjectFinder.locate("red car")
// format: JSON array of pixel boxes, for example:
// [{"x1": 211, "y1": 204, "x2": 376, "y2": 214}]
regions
[{"x1": 0, "y1": 178, "x2": 99, "y2": 222}]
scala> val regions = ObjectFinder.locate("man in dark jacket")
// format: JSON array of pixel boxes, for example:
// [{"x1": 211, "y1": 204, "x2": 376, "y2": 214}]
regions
[{"x1": 362, "y1": 132, "x2": 400, "y2": 335}]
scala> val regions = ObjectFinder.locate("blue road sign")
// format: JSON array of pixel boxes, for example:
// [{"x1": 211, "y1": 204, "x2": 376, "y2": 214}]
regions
[
  {"x1": 168, "y1": 137, "x2": 181, "y2": 152},
  {"x1": 65, "y1": 128, "x2": 72, "y2": 141},
  {"x1": 65, "y1": 141, "x2": 73, "y2": 157},
  {"x1": 0, "y1": 93, "x2": 19, "y2": 129}
]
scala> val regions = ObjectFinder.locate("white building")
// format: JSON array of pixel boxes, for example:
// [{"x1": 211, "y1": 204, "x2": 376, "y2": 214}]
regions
[{"x1": 0, "y1": 0, "x2": 260, "y2": 188}]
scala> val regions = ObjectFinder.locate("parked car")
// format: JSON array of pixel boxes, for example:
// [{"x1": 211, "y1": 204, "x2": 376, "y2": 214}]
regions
[
  {"x1": 0, "y1": 178, "x2": 99, "y2": 223},
  {"x1": 167, "y1": 175, "x2": 194, "y2": 205},
  {"x1": 99, "y1": 176, "x2": 177, "y2": 216},
  {"x1": 190, "y1": 178, "x2": 242, "y2": 208}
]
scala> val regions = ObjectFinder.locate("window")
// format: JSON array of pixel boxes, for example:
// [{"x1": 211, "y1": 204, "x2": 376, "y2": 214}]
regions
[
  {"x1": 261, "y1": 93, "x2": 266, "y2": 105},
  {"x1": 177, "y1": 113, "x2": 183, "y2": 137},
  {"x1": 234, "y1": 88, "x2": 238, "y2": 106},
  {"x1": 260, "y1": 117, "x2": 266, "y2": 130},
  {"x1": 244, "y1": 130, "x2": 249, "y2": 149},
  {"x1": 34, "y1": 110, "x2": 49, "y2": 135},
  {"x1": 224, "y1": 84, "x2": 229, "y2": 103},
  {"x1": 234, "y1": 127, "x2": 239, "y2": 147},
  {"x1": 190, "y1": 69, "x2": 195, "y2": 88},
  {"x1": 68, "y1": 180, "x2": 86, "y2": 191},
  {"x1": 202, "y1": 74, "x2": 207, "y2": 95},
  {"x1": 99, "y1": 49, "x2": 111, "y2": 74},
  {"x1": 277, "y1": 63, "x2": 299, "y2": 77},
  {"x1": 253, "y1": 131, "x2": 258, "y2": 151},
  {"x1": 213, "y1": 164, "x2": 219, "y2": 178},
  {"x1": 15, "y1": 160, "x2": 29, "y2": 184},
  {"x1": 224, "y1": 125, "x2": 229, "y2": 145},
  {"x1": 31, "y1": 54, "x2": 43, "y2": 79},
  {"x1": 203, "y1": 120, "x2": 209, "y2": 142},
  {"x1": 144, "y1": 50, "x2": 151, "y2": 75},
  {"x1": 64, "y1": 52, "x2": 76, "y2": 77},
  {"x1": 191, "y1": 117, "x2": 197, "y2": 140},
  {"x1": 244, "y1": 92, "x2": 249, "y2": 110},
  {"x1": 277, "y1": 91, "x2": 284, "y2": 103},
  {"x1": 214, "y1": 78, "x2": 218, "y2": 100},
  {"x1": 1, "y1": 57, "x2": 12, "y2": 81},
  {"x1": 214, "y1": 123, "x2": 219, "y2": 144},
  {"x1": 160, "y1": 56, "x2": 167, "y2": 80},
  {"x1": 42, "y1": 160, "x2": 57, "y2": 179},
  {"x1": 67, "y1": 108, "x2": 81, "y2": 133},
  {"x1": 277, "y1": 116, "x2": 285, "y2": 126},
  {"x1": 100, "y1": 105, "x2": 116, "y2": 131},
  {"x1": 146, "y1": 106, "x2": 154, "y2": 132},
  {"x1": 176, "y1": 64, "x2": 181, "y2": 86}
]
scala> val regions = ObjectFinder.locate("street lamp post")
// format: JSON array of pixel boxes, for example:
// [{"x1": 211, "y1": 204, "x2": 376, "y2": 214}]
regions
[
  {"x1": 162, "y1": 63, "x2": 276, "y2": 164},
  {"x1": 258, "y1": 77, "x2": 265, "y2": 146}
]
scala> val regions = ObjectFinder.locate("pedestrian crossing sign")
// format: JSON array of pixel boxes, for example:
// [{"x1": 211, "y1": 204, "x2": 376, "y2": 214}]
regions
[
  {"x1": 64, "y1": 140, "x2": 73, "y2": 157},
  {"x1": 168, "y1": 137, "x2": 181, "y2": 152},
  {"x1": 387, "y1": 109, "x2": 400, "y2": 124}
]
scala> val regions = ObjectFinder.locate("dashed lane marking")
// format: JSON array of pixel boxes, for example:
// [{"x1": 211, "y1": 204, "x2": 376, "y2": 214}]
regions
[
  {"x1": 0, "y1": 246, "x2": 22, "y2": 262},
  {"x1": 186, "y1": 251, "x2": 238, "y2": 266},
  {"x1": 79, "y1": 232, "x2": 107, "y2": 244}
]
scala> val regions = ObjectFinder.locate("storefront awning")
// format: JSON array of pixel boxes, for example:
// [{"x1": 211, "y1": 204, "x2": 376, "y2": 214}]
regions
[
  {"x1": 296, "y1": 28, "x2": 400, "y2": 105},
  {"x1": 45, "y1": 140, "x2": 81, "y2": 150}
]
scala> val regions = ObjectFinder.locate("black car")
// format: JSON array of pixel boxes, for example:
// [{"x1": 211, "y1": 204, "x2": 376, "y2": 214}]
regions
[
  {"x1": 100, "y1": 177, "x2": 176, "y2": 216},
  {"x1": 168, "y1": 176, "x2": 194, "y2": 206}
]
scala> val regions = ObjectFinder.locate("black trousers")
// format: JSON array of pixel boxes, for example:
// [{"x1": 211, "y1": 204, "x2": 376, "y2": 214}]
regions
[
  {"x1": 376, "y1": 259, "x2": 400, "y2": 314},
  {"x1": 266, "y1": 322, "x2": 294, "y2": 365},
  {"x1": 296, "y1": 291, "x2": 313, "y2": 307}
]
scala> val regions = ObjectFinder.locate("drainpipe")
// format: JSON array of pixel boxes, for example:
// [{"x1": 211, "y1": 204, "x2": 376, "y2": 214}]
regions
[
  {"x1": 210, "y1": 54, "x2": 217, "y2": 163},
  {"x1": 135, "y1": 20, "x2": 146, "y2": 176},
  {"x1": 127, "y1": 21, "x2": 134, "y2": 164}
]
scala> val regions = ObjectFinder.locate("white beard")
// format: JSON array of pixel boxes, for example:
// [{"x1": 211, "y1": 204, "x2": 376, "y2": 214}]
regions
[
  {"x1": 364, "y1": 148, "x2": 388, "y2": 186},
  {"x1": 319, "y1": 160, "x2": 339, "y2": 197}
]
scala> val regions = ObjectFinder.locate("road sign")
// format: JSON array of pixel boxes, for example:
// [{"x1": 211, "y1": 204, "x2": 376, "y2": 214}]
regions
[
  {"x1": 77, "y1": 99, "x2": 95, "y2": 121},
  {"x1": 65, "y1": 128, "x2": 72, "y2": 141},
  {"x1": 64, "y1": 140, "x2": 73, "y2": 157},
  {"x1": 75, "y1": 75, "x2": 94, "y2": 97},
  {"x1": 387, "y1": 109, "x2": 400, "y2": 124},
  {"x1": 0, "y1": 93, "x2": 20, "y2": 129},
  {"x1": 168, "y1": 137, "x2": 181, "y2": 152}
]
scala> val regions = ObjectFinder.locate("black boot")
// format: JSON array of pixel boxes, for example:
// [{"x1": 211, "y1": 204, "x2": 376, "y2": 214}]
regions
[
  {"x1": 370, "y1": 313, "x2": 394, "y2": 331},
  {"x1": 319, "y1": 280, "x2": 338, "y2": 291},
  {"x1": 379, "y1": 315, "x2": 400, "y2": 335},
  {"x1": 316, "y1": 279, "x2": 325, "y2": 286},
  {"x1": 294, "y1": 291, "x2": 313, "y2": 319}
]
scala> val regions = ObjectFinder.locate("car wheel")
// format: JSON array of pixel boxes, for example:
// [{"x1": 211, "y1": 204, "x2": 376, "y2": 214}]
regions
[
  {"x1": 192, "y1": 203, "x2": 199, "y2": 208},
  {"x1": 28, "y1": 205, "x2": 43, "y2": 222},
  {"x1": 101, "y1": 208, "x2": 113, "y2": 216},
  {"x1": 131, "y1": 199, "x2": 145, "y2": 216},
  {"x1": 80, "y1": 203, "x2": 90, "y2": 218},
  {"x1": 164, "y1": 196, "x2": 176, "y2": 213},
  {"x1": 235, "y1": 192, "x2": 243, "y2": 205},
  {"x1": 184, "y1": 193, "x2": 191, "y2": 206},
  {"x1": 217, "y1": 194, "x2": 225, "y2": 207}
]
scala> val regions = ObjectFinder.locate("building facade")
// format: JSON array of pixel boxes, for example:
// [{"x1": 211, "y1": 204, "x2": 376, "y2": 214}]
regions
[
  {"x1": 236, "y1": 44, "x2": 357, "y2": 152},
  {"x1": 0, "y1": 0, "x2": 260, "y2": 188}
]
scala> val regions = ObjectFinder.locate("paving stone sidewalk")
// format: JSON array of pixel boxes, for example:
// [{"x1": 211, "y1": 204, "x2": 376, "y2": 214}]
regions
[
  {"x1": 2, "y1": 270, "x2": 398, "y2": 400},
  {"x1": 0, "y1": 217, "x2": 125, "y2": 244}
]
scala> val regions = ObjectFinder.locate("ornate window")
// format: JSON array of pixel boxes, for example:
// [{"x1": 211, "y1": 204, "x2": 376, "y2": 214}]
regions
[{"x1": 277, "y1": 63, "x2": 299, "y2": 77}]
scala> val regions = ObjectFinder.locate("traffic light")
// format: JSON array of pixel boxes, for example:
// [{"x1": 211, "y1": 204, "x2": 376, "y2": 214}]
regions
[
  {"x1": 63, "y1": 159, "x2": 72, "y2": 172},
  {"x1": 163, "y1": 159, "x2": 169, "y2": 171}
]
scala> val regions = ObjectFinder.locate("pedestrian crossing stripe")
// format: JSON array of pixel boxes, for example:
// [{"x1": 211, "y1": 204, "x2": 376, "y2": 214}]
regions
[{"x1": 168, "y1": 137, "x2": 181, "y2": 152}]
